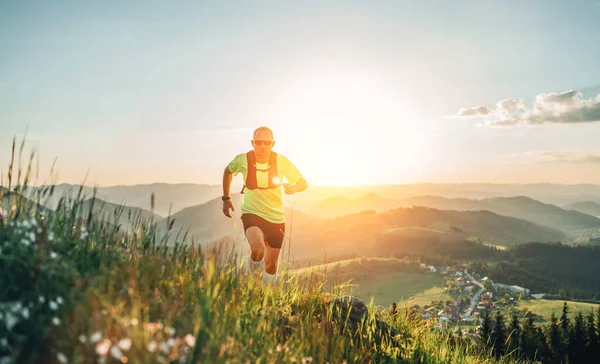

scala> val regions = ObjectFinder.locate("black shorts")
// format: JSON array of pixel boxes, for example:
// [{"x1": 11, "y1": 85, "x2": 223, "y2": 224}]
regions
[{"x1": 241, "y1": 213, "x2": 285, "y2": 249}]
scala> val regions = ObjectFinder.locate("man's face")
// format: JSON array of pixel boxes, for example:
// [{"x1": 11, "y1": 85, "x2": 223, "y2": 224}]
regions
[{"x1": 251, "y1": 130, "x2": 275, "y2": 158}]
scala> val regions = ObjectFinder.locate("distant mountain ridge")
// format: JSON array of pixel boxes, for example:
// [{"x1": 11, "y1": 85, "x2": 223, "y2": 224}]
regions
[
  {"x1": 563, "y1": 201, "x2": 600, "y2": 218},
  {"x1": 159, "y1": 195, "x2": 566, "y2": 261},
  {"x1": 76, "y1": 198, "x2": 161, "y2": 231},
  {"x1": 15, "y1": 182, "x2": 600, "y2": 217},
  {"x1": 310, "y1": 194, "x2": 600, "y2": 233}
]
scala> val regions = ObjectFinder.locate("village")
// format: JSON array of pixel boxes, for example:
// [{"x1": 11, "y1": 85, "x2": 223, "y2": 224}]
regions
[{"x1": 415, "y1": 263, "x2": 543, "y2": 331}]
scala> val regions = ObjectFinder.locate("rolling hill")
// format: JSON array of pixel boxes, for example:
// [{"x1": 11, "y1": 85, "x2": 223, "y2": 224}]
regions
[
  {"x1": 161, "y1": 194, "x2": 567, "y2": 262},
  {"x1": 308, "y1": 194, "x2": 600, "y2": 233},
  {"x1": 75, "y1": 198, "x2": 162, "y2": 231},
  {"x1": 563, "y1": 201, "x2": 600, "y2": 218}
]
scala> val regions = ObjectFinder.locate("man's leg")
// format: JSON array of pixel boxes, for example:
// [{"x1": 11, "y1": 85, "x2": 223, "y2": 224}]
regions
[
  {"x1": 264, "y1": 242, "x2": 281, "y2": 275},
  {"x1": 245, "y1": 226, "x2": 266, "y2": 273}
]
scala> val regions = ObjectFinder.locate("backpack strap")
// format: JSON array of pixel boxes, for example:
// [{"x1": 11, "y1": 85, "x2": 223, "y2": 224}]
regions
[{"x1": 241, "y1": 151, "x2": 279, "y2": 194}]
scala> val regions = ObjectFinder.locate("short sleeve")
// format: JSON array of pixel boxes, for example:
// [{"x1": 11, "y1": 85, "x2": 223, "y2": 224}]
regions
[
  {"x1": 227, "y1": 153, "x2": 244, "y2": 176},
  {"x1": 280, "y1": 155, "x2": 303, "y2": 184}
]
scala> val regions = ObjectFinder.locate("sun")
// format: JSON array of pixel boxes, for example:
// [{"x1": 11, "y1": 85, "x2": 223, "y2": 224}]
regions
[{"x1": 272, "y1": 70, "x2": 428, "y2": 186}]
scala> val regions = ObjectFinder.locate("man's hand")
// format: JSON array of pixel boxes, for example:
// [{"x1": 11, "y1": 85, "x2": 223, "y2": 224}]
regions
[
  {"x1": 223, "y1": 199, "x2": 235, "y2": 218},
  {"x1": 283, "y1": 183, "x2": 295, "y2": 195}
]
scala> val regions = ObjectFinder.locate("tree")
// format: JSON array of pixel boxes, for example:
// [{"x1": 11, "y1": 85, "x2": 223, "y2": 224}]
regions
[
  {"x1": 568, "y1": 312, "x2": 586, "y2": 364},
  {"x1": 491, "y1": 310, "x2": 506, "y2": 359},
  {"x1": 520, "y1": 314, "x2": 540, "y2": 362},
  {"x1": 507, "y1": 310, "x2": 521, "y2": 357},
  {"x1": 560, "y1": 301, "x2": 570, "y2": 349},
  {"x1": 479, "y1": 309, "x2": 493, "y2": 352},
  {"x1": 585, "y1": 309, "x2": 598, "y2": 363},
  {"x1": 546, "y1": 312, "x2": 563, "y2": 364}
]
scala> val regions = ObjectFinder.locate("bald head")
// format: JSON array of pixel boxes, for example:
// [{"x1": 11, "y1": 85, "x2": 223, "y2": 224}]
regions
[{"x1": 253, "y1": 126, "x2": 274, "y2": 140}]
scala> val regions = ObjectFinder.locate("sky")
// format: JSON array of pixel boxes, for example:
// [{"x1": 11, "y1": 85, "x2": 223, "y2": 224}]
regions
[{"x1": 1, "y1": 0, "x2": 600, "y2": 187}]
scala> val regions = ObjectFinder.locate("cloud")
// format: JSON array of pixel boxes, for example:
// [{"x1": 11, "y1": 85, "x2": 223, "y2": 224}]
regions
[
  {"x1": 452, "y1": 90, "x2": 600, "y2": 126},
  {"x1": 457, "y1": 105, "x2": 491, "y2": 116},
  {"x1": 519, "y1": 150, "x2": 600, "y2": 164}
]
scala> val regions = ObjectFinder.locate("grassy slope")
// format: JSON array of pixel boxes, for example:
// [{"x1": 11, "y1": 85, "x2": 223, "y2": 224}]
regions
[
  {"x1": 516, "y1": 299, "x2": 598, "y2": 323},
  {"x1": 1, "y1": 188, "x2": 521, "y2": 364},
  {"x1": 295, "y1": 258, "x2": 449, "y2": 308}
]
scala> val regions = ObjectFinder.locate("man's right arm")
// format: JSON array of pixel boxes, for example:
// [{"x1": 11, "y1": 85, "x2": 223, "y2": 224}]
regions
[
  {"x1": 222, "y1": 166, "x2": 233, "y2": 198},
  {"x1": 222, "y1": 166, "x2": 235, "y2": 218}
]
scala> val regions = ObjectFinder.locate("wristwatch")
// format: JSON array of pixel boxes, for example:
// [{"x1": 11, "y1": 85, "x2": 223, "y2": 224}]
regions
[{"x1": 221, "y1": 196, "x2": 231, "y2": 201}]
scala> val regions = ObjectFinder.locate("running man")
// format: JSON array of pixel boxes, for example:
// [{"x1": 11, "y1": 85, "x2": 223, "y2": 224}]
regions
[{"x1": 222, "y1": 126, "x2": 308, "y2": 281}]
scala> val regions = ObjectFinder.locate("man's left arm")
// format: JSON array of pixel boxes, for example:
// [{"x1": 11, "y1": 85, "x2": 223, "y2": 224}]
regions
[
  {"x1": 289, "y1": 178, "x2": 308, "y2": 193},
  {"x1": 282, "y1": 156, "x2": 308, "y2": 194}
]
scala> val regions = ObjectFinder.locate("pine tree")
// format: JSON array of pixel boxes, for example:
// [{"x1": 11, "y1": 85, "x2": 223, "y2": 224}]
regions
[
  {"x1": 596, "y1": 306, "x2": 600, "y2": 353},
  {"x1": 546, "y1": 312, "x2": 563, "y2": 364},
  {"x1": 585, "y1": 310, "x2": 598, "y2": 364},
  {"x1": 479, "y1": 309, "x2": 493, "y2": 352},
  {"x1": 491, "y1": 310, "x2": 506, "y2": 359},
  {"x1": 560, "y1": 301, "x2": 570, "y2": 351},
  {"x1": 568, "y1": 312, "x2": 586, "y2": 364},
  {"x1": 520, "y1": 314, "x2": 540, "y2": 362},
  {"x1": 536, "y1": 326, "x2": 549, "y2": 362},
  {"x1": 507, "y1": 310, "x2": 521, "y2": 357}
]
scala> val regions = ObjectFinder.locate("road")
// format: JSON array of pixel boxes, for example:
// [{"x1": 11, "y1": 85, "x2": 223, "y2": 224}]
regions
[{"x1": 463, "y1": 270, "x2": 486, "y2": 317}]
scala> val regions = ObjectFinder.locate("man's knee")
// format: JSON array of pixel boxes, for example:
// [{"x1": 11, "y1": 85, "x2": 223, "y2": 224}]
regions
[
  {"x1": 246, "y1": 227, "x2": 266, "y2": 261},
  {"x1": 250, "y1": 247, "x2": 265, "y2": 261},
  {"x1": 265, "y1": 260, "x2": 278, "y2": 274}
]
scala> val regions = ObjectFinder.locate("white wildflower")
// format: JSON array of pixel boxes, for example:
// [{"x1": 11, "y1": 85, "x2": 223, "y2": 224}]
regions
[
  {"x1": 101, "y1": 309, "x2": 107, "y2": 315},
  {"x1": 147, "y1": 340, "x2": 158, "y2": 352},
  {"x1": 167, "y1": 338, "x2": 175, "y2": 347},
  {"x1": 90, "y1": 332, "x2": 102, "y2": 343},
  {"x1": 21, "y1": 239, "x2": 30, "y2": 246},
  {"x1": 52, "y1": 317, "x2": 60, "y2": 326},
  {"x1": 184, "y1": 334, "x2": 195, "y2": 347},
  {"x1": 49, "y1": 301, "x2": 58, "y2": 310},
  {"x1": 0, "y1": 338, "x2": 7, "y2": 346},
  {"x1": 95, "y1": 338, "x2": 111, "y2": 356},
  {"x1": 48, "y1": 232, "x2": 54, "y2": 241},
  {"x1": 80, "y1": 231, "x2": 88, "y2": 239},
  {"x1": 21, "y1": 307, "x2": 30, "y2": 319},
  {"x1": 23, "y1": 220, "x2": 31, "y2": 228},
  {"x1": 5, "y1": 312, "x2": 18, "y2": 330},
  {"x1": 276, "y1": 344, "x2": 282, "y2": 352},
  {"x1": 117, "y1": 338, "x2": 132, "y2": 351},
  {"x1": 50, "y1": 252, "x2": 57, "y2": 259},
  {"x1": 29, "y1": 232, "x2": 35, "y2": 242},
  {"x1": 160, "y1": 342, "x2": 169, "y2": 354},
  {"x1": 166, "y1": 327, "x2": 176, "y2": 336},
  {"x1": 57, "y1": 352, "x2": 68, "y2": 364},
  {"x1": 38, "y1": 296, "x2": 45, "y2": 304},
  {"x1": 110, "y1": 345, "x2": 123, "y2": 360},
  {"x1": 0, "y1": 357, "x2": 13, "y2": 364},
  {"x1": 56, "y1": 296, "x2": 64, "y2": 305},
  {"x1": 130, "y1": 318, "x2": 138, "y2": 326},
  {"x1": 11, "y1": 302, "x2": 22, "y2": 312},
  {"x1": 30, "y1": 218, "x2": 37, "y2": 227},
  {"x1": 79, "y1": 335, "x2": 87, "y2": 343}
]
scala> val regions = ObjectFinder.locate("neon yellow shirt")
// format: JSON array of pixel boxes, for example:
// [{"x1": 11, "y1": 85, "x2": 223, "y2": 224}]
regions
[{"x1": 227, "y1": 152, "x2": 303, "y2": 223}]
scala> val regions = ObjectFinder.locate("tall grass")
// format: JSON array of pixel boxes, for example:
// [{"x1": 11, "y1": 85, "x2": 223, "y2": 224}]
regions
[{"x1": 0, "y1": 137, "x2": 529, "y2": 363}]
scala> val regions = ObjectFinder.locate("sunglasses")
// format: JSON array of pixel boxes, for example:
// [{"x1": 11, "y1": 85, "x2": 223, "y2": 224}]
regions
[{"x1": 253, "y1": 140, "x2": 273, "y2": 146}]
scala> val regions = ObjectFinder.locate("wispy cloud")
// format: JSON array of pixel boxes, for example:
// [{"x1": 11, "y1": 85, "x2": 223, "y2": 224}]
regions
[
  {"x1": 452, "y1": 90, "x2": 600, "y2": 126},
  {"x1": 511, "y1": 149, "x2": 600, "y2": 164}
]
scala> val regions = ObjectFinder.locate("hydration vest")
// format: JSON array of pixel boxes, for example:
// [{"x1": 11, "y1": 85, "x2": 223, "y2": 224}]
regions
[{"x1": 240, "y1": 151, "x2": 280, "y2": 194}]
